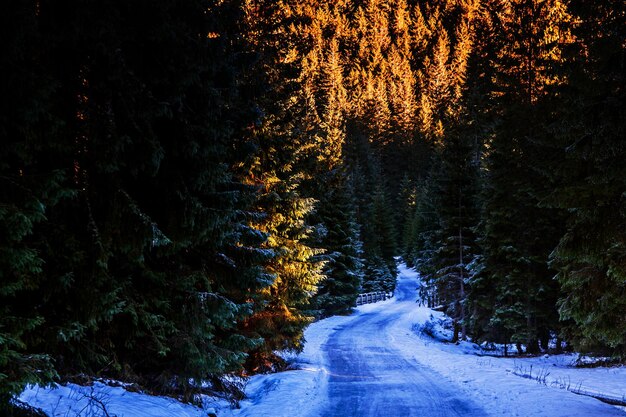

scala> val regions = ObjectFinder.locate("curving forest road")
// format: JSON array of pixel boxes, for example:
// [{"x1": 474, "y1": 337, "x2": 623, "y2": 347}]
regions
[
  {"x1": 225, "y1": 264, "x2": 625, "y2": 417},
  {"x1": 319, "y1": 270, "x2": 485, "y2": 417}
]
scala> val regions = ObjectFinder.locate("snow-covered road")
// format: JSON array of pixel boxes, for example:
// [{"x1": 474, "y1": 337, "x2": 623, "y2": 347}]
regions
[{"x1": 319, "y1": 273, "x2": 484, "y2": 416}]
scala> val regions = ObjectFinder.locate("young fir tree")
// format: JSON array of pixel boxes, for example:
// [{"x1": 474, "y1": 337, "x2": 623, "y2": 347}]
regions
[{"x1": 312, "y1": 172, "x2": 364, "y2": 317}]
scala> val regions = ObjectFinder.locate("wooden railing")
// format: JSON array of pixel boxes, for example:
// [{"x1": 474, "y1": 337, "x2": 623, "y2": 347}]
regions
[{"x1": 355, "y1": 291, "x2": 393, "y2": 306}]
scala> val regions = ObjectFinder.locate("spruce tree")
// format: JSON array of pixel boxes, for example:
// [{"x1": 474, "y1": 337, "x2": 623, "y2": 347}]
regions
[
  {"x1": 407, "y1": 178, "x2": 439, "y2": 285},
  {"x1": 398, "y1": 174, "x2": 417, "y2": 265},
  {"x1": 2, "y1": 0, "x2": 271, "y2": 402},
  {"x1": 0, "y1": 4, "x2": 62, "y2": 404},
  {"x1": 547, "y1": 0, "x2": 626, "y2": 358},
  {"x1": 312, "y1": 172, "x2": 364, "y2": 317},
  {"x1": 240, "y1": 0, "x2": 325, "y2": 370},
  {"x1": 473, "y1": 0, "x2": 571, "y2": 353},
  {"x1": 426, "y1": 130, "x2": 480, "y2": 341}
]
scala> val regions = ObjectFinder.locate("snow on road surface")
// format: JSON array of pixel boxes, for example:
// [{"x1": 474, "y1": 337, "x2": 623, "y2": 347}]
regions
[
  {"x1": 318, "y1": 279, "x2": 485, "y2": 416},
  {"x1": 20, "y1": 263, "x2": 626, "y2": 416}
]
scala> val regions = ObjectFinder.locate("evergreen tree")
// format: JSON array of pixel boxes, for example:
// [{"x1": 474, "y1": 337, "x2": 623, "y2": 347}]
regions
[
  {"x1": 472, "y1": 0, "x2": 571, "y2": 353},
  {"x1": 346, "y1": 127, "x2": 398, "y2": 294},
  {"x1": 312, "y1": 172, "x2": 364, "y2": 317},
  {"x1": 398, "y1": 174, "x2": 417, "y2": 265},
  {"x1": 5, "y1": 1, "x2": 626, "y2": 405},
  {"x1": 547, "y1": 0, "x2": 626, "y2": 358},
  {"x1": 240, "y1": 0, "x2": 325, "y2": 371},
  {"x1": 426, "y1": 130, "x2": 480, "y2": 341},
  {"x1": 407, "y1": 178, "x2": 439, "y2": 281},
  {"x1": 0, "y1": 3, "x2": 63, "y2": 403},
  {"x1": 288, "y1": 1, "x2": 366, "y2": 318},
  {"x1": 2, "y1": 0, "x2": 271, "y2": 403}
]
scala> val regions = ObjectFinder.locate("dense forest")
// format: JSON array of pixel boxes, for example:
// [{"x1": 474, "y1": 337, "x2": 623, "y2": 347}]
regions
[{"x1": 1, "y1": 0, "x2": 624, "y2": 411}]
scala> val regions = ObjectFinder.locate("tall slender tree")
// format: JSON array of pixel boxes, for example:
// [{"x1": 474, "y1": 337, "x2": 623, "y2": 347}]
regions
[
  {"x1": 0, "y1": 2, "x2": 64, "y2": 404},
  {"x1": 312, "y1": 172, "x2": 364, "y2": 317},
  {"x1": 240, "y1": 0, "x2": 325, "y2": 370},
  {"x1": 474, "y1": 0, "x2": 571, "y2": 352},
  {"x1": 547, "y1": 0, "x2": 626, "y2": 358}
]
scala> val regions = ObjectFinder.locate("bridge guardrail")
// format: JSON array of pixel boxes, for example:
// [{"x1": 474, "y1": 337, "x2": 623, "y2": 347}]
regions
[{"x1": 355, "y1": 291, "x2": 393, "y2": 306}]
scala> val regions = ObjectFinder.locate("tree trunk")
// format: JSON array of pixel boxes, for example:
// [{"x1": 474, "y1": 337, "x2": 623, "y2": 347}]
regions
[
  {"x1": 555, "y1": 337, "x2": 563, "y2": 354},
  {"x1": 458, "y1": 197, "x2": 466, "y2": 340},
  {"x1": 527, "y1": 339, "x2": 540, "y2": 355}
]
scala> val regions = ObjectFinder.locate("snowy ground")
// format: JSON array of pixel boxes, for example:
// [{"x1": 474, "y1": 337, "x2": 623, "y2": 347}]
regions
[
  {"x1": 20, "y1": 263, "x2": 626, "y2": 416},
  {"x1": 384, "y1": 265, "x2": 626, "y2": 417},
  {"x1": 19, "y1": 381, "x2": 209, "y2": 417}
]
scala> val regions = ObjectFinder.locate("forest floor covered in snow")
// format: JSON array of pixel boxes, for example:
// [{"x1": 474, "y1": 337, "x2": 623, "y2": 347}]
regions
[{"x1": 19, "y1": 263, "x2": 626, "y2": 416}]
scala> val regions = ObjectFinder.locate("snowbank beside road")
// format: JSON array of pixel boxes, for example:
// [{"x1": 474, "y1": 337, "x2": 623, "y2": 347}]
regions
[
  {"x1": 17, "y1": 309, "x2": 365, "y2": 417},
  {"x1": 19, "y1": 382, "x2": 209, "y2": 417},
  {"x1": 224, "y1": 313, "x2": 359, "y2": 417}
]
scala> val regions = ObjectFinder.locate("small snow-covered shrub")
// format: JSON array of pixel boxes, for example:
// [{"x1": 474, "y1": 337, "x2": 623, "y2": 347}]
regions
[
  {"x1": 415, "y1": 320, "x2": 436, "y2": 338},
  {"x1": 414, "y1": 314, "x2": 454, "y2": 342}
]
